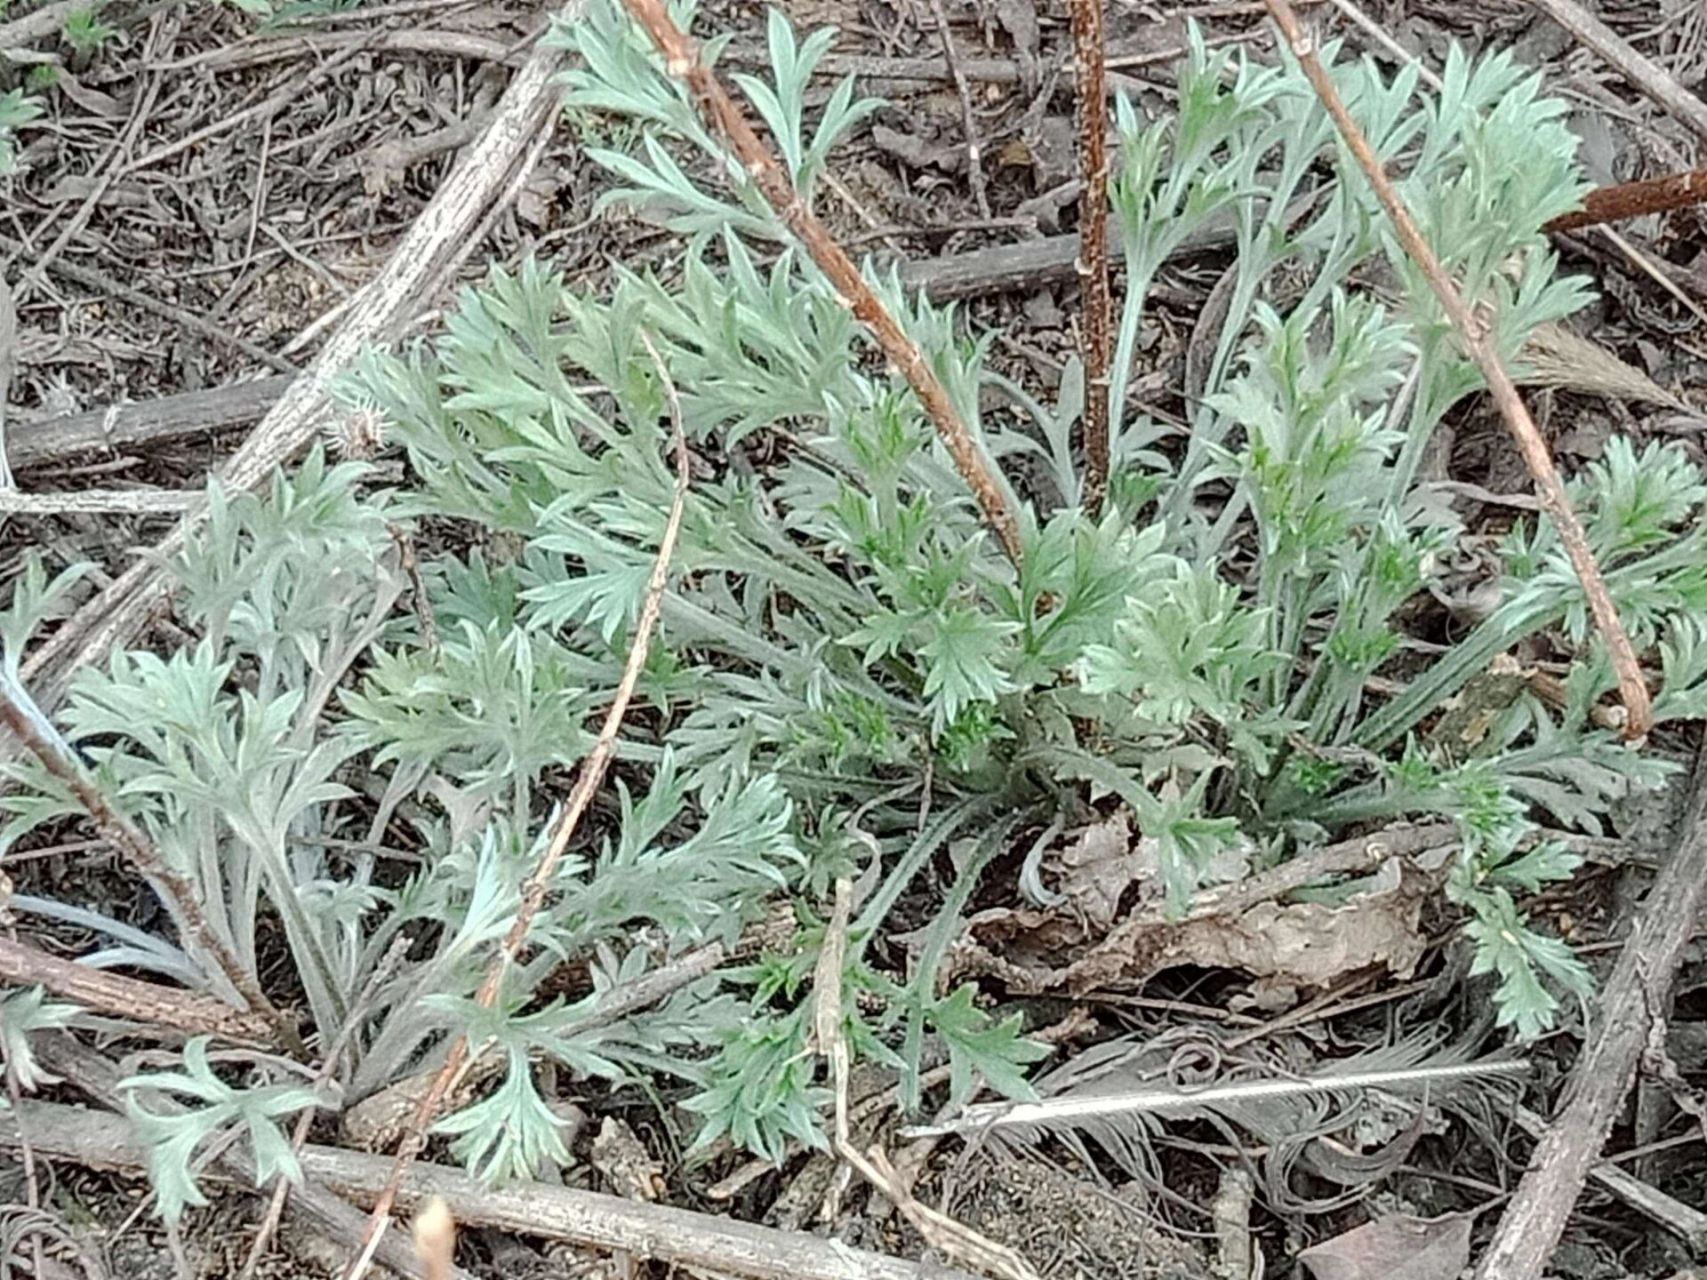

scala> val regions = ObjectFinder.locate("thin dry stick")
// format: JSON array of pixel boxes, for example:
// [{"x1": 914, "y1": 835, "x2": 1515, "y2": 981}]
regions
[
  {"x1": 924, "y1": 0, "x2": 990, "y2": 219},
  {"x1": 14, "y1": 31, "x2": 565, "y2": 718},
  {"x1": 1261, "y1": 0, "x2": 1654, "y2": 740},
  {"x1": 339, "y1": 340, "x2": 693, "y2": 1280},
  {"x1": 1065, "y1": 0, "x2": 1111, "y2": 515},
  {"x1": 813, "y1": 879, "x2": 1042, "y2": 1280},
  {"x1": 0, "y1": 680, "x2": 294, "y2": 1045},
  {"x1": 0, "y1": 934, "x2": 275, "y2": 1044},
  {"x1": 240, "y1": 937, "x2": 412, "y2": 1279},
  {"x1": 1544, "y1": 167, "x2": 1707, "y2": 233},
  {"x1": 619, "y1": 0, "x2": 1024, "y2": 567}
]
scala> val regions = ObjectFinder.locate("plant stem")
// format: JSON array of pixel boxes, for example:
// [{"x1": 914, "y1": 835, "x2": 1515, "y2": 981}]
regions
[
  {"x1": 1260, "y1": 0, "x2": 1652, "y2": 739},
  {"x1": 619, "y1": 0, "x2": 1025, "y2": 568},
  {"x1": 1066, "y1": 0, "x2": 1111, "y2": 515}
]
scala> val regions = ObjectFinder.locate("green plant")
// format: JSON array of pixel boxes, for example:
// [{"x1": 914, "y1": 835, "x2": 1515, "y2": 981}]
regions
[
  {"x1": 61, "y1": 4, "x2": 117, "y2": 55},
  {"x1": 0, "y1": 87, "x2": 43, "y2": 175},
  {"x1": 3, "y1": 0, "x2": 1703, "y2": 1215}
]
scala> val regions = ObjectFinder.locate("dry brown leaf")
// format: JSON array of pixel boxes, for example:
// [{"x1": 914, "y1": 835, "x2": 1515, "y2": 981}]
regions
[
  {"x1": 1297, "y1": 1212, "x2": 1472, "y2": 1280},
  {"x1": 1053, "y1": 813, "x2": 1144, "y2": 928},
  {"x1": 949, "y1": 854, "x2": 1441, "y2": 1000},
  {"x1": 1064, "y1": 857, "x2": 1434, "y2": 995}
]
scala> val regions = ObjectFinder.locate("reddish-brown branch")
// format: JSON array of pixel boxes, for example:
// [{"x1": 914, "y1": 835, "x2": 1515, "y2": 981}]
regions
[
  {"x1": 1260, "y1": 0, "x2": 1653, "y2": 741},
  {"x1": 1544, "y1": 167, "x2": 1707, "y2": 233},
  {"x1": 339, "y1": 340, "x2": 694, "y2": 1280},
  {"x1": 1066, "y1": 0, "x2": 1112, "y2": 516},
  {"x1": 0, "y1": 687, "x2": 295, "y2": 1045},
  {"x1": 618, "y1": 0, "x2": 1025, "y2": 567}
]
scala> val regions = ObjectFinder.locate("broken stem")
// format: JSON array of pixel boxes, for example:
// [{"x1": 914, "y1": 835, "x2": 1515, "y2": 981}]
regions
[
  {"x1": 1066, "y1": 0, "x2": 1112, "y2": 515},
  {"x1": 1260, "y1": 0, "x2": 1653, "y2": 740}
]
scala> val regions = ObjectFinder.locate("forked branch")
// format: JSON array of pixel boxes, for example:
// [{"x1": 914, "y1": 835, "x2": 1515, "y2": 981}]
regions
[
  {"x1": 1065, "y1": 0, "x2": 1112, "y2": 515},
  {"x1": 1261, "y1": 0, "x2": 1654, "y2": 740},
  {"x1": 618, "y1": 0, "x2": 1026, "y2": 567}
]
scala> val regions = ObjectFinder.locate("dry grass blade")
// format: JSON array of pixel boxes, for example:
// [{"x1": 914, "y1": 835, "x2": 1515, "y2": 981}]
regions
[
  {"x1": 901, "y1": 1059, "x2": 1529, "y2": 1138},
  {"x1": 338, "y1": 334, "x2": 694, "y2": 1280},
  {"x1": 1066, "y1": 0, "x2": 1112, "y2": 515},
  {"x1": 1259, "y1": 0, "x2": 1653, "y2": 740},
  {"x1": 618, "y1": 0, "x2": 1025, "y2": 567},
  {"x1": 1519, "y1": 323, "x2": 1689, "y2": 410}
]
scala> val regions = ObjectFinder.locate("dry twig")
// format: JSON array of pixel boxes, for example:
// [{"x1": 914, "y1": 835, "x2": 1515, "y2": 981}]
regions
[
  {"x1": 1475, "y1": 752, "x2": 1707, "y2": 1279},
  {"x1": 1545, "y1": 167, "x2": 1707, "y2": 233},
  {"x1": 1526, "y1": 0, "x2": 1707, "y2": 145},
  {"x1": 1260, "y1": 0, "x2": 1653, "y2": 739},
  {"x1": 0, "y1": 934, "x2": 275, "y2": 1045},
  {"x1": 339, "y1": 335, "x2": 693, "y2": 1280},
  {"x1": 2, "y1": 1100, "x2": 971, "y2": 1280},
  {"x1": 1065, "y1": 0, "x2": 1112, "y2": 515},
  {"x1": 925, "y1": 0, "x2": 990, "y2": 220},
  {"x1": 618, "y1": 0, "x2": 1024, "y2": 566}
]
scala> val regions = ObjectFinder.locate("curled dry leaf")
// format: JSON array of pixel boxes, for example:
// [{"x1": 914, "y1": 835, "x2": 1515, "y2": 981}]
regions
[
  {"x1": 950, "y1": 853, "x2": 1444, "y2": 1000},
  {"x1": 1297, "y1": 1212, "x2": 1473, "y2": 1280}
]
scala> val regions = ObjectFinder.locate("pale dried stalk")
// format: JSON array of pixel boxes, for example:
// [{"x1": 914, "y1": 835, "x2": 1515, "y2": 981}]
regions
[
  {"x1": 339, "y1": 339, "x2": 693, "y2": 1280},
  {"x1": 619, "y1": 0, "x2": 1025, "y2": 566},
  {"x1": 814, "y1": 879, "x2": 1042, "y2": 1280},
  {"x1": 925, "y1": 0, "x2": 990, "y2": 219},
  {"x1": 1065, "y1": 0, "x2": 1111, "y2": 515},
  {"x1": 1261, "y1": 0, "x2": 1653, "y2": 739}
]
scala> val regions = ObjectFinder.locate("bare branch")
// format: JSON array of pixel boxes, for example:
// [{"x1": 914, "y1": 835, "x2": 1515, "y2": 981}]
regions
[
  {"x1": 0, "y1": 934, "x2": 275, "y2": 1045},
  {"x1": 925, "y1": 0, "x2": 990, "y2": 220}
]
